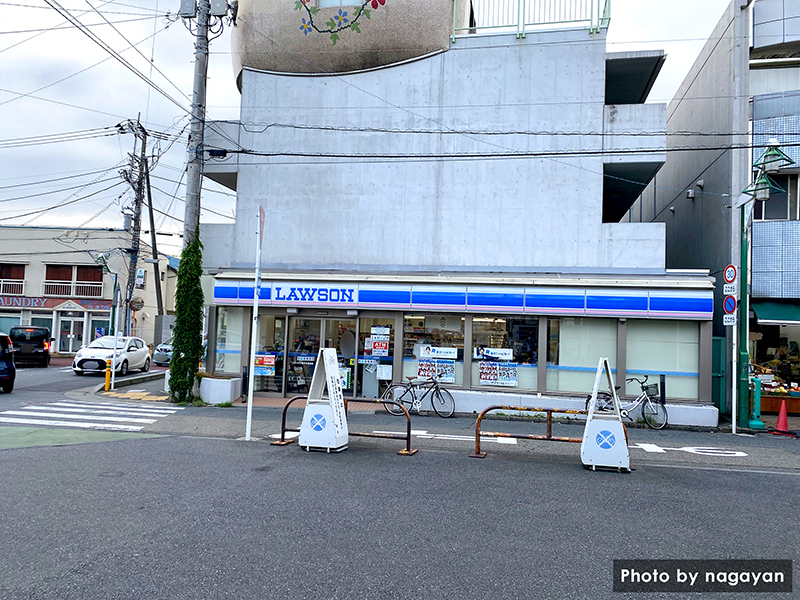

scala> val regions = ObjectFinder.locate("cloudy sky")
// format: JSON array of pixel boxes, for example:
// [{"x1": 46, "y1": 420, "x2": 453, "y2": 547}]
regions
[{"x1": 0, "y1": 0, "x2": 733, "y2": 255}]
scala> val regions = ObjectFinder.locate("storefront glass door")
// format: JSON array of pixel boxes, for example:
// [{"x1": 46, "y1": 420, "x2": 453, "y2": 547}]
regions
[
  {"x1": 323, "y1": 319, "x2": 357, "y2": 397},
  {"x1": 59, "y1": 319, "x2": 84, "y2": 353},
  {"x1": 287, "y1": 318, "x2": 321, "y2": 394}
]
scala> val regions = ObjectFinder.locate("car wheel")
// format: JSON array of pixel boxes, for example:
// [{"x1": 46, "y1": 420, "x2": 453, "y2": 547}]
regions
[
  {"x1": 74, "y1": 370, "x2": 84, "y2": 376},
  {"x1": 142, "y1": 358, "x2": 150, "y2": 373},
  {"x1": 2, "y1": 381, "x2": 13, "y2": 393},
  {"x1": 119, "y1": 360, "x2": 129, "y2": 377}
]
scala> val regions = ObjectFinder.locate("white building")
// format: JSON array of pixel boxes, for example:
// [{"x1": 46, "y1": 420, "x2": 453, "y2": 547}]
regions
[
  {"x1": 0, "y1": 226, "x2": 176, "y2": 352},
  {"x1": 200, "y1": 0, "x2": 718, "y2": 425}
]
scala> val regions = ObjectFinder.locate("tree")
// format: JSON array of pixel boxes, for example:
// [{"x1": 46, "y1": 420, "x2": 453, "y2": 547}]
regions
[{"x1": 169, "y1": 234, "x2": 204, "y2": 403}]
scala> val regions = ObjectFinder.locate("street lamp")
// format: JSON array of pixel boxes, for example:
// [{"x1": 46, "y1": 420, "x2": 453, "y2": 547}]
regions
[{"x1": 734, "y1": 138, "x2": 795, "y2": 433}]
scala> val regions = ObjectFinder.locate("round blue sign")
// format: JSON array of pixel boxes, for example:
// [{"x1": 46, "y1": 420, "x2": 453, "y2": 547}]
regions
[
  {"x1": 310, "y1": 414, "x2": 326, "y2": 431},
  {"x1": 723, "y1": 295, "x2": 736, "y2": 314},
  {"x1": 596, "y1": 430, "x2": 616, "y2": 449}
]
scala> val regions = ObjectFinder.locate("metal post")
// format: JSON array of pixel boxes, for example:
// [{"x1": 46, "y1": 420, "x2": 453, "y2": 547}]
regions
[
  {"x1": 245, "y1": 210, "x2": 263, "y2": 441},
  {"x1": 738, "y1": 203, "x2": 752, "y2": 428},
  {"x1": 144, "y1": 160, "x2": 164, "y2": 316},
  {"x1": 183, "y1": 0, "x2": 210, "y2": 247}
]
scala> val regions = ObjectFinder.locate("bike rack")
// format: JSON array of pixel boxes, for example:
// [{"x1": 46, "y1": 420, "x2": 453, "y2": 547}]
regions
[
  {"x1": 270, "y1": 395, "x2": 418, "y2": 456},
  {"x1": 469, "y1": 404, "x2": 588, "y2": 458}
]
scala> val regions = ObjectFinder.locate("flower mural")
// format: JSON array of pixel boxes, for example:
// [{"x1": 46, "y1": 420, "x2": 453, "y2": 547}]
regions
[{"x1": 294, "y1": 0, "x2": 386, "y2": 45}]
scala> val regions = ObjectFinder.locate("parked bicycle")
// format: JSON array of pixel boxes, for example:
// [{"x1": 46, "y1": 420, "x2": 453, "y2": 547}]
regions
[
  {"x1": 585, "y1": 375, "x2": 668, "y2": 430},
  {"x1": 381, "y1": 376, "x2": 456, "y2": 418}
]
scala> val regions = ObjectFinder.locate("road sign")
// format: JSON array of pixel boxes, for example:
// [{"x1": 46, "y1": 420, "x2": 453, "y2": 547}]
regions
[
  {"x1": 723, "y1": 295, "x2": 737, "y2": 314},
  {"x1": 723, "y1": 283, "x2": 738, "y2": 296},
  {"x1": 724, "y1": 314, "x2": 737, "y2": 326},
  {"x1": 723, "y1": 264, "x2": 737, "y2": 284}
]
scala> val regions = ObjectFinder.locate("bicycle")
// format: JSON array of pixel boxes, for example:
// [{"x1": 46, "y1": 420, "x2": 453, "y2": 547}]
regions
[
  {"x1": 381, "y1": 376, "x2": 456, "y2": 418},
  {"x1": 585, "y1": 375, "x2": 668, "y2": 430}
]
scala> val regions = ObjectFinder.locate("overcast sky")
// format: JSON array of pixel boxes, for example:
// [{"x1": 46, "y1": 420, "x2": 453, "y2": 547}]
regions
[{"x1": 0, "y1": 0, "x2": 733, "y2": 256}]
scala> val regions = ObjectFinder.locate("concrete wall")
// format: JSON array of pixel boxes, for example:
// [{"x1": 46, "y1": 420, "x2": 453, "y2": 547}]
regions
[
  {"x1": 204, "y1": 28, "x2": 667, "y2": 274},
  {"x1": 625, "y1": 0, "x2": 751, "y2": 336}
]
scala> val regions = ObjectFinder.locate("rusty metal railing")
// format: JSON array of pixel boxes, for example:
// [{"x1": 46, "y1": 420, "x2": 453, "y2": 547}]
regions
[
  {"x1": 270, "y1": 395, "x2": 418, "y2": 456},
  {"x1": 469, "y1": 404, "x2": 587, "y2": 458}
]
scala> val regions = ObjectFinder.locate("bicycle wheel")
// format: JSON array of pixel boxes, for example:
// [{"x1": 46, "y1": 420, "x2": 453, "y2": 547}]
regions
[
  {"x1": 382, "y1": 384, "x2": 412, "y2": 416},
  {"x1": 642, "y1": 399, "x2": 668, "y2": 429},
  {"x1": 585, "y1": 391, "x2": 613, "y2": 412},
  {"x1": 431, "y1": 387, "x2": 455, "y2": 418}
]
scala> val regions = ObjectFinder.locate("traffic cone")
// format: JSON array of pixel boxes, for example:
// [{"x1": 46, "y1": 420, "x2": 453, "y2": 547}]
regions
[{"x1": 770, "y1": 399, "x2": 797, "y2": 438}]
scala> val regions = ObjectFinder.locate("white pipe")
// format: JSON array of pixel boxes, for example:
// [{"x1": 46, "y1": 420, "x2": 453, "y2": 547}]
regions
[{"x1": 245, "y1": 209, "x2": 263, "y2": 441}]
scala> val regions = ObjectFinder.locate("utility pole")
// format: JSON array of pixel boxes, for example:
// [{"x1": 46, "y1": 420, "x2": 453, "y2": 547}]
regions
[
  {"x1": 183, "y1": 0, "x2": 211, "y2": 246},
  {"x1": 144, "y1": 160, "x2": 165, "y2": 316},
  {"x1": 121, "y1": 118, "x2": 147, "y2": 336}
]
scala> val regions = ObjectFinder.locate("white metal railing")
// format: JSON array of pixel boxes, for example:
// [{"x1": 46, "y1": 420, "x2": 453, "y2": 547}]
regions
[
  {"x1": 0, "y1": 279, "x2": 24, "y2": 295},
  {"x1": 42, "y1": 280, "x2": 104, "y2": 298},
  {"x1": 452, "y1": 0, "x2": 610, "y2": 40}
]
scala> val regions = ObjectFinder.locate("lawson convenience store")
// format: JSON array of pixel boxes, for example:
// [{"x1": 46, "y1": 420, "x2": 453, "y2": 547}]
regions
[{"x1": 206, "y1": 271, "x2": 715, "y2": 412}]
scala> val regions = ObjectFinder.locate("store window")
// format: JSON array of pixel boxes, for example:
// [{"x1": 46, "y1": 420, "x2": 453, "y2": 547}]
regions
[
  {"x1": 31, "y1": 316, "x2": 53, "y2": 332},
  {"x1": 215, "y1": 307, "x2": 245, "y2": 374},
  {"x1": 626, "y1": 320, "x2": 699, "y2": 399},
  {"x1": 546, "y1": 317, "x2": 617, "y2": 393},
  {"x1": 403, "y1": 314, "x2": 464, "y2": 385},
  {"x1": 254, "y1": 313, "x2": 286, "y2": 393},
  {"x1": 472, "y1": 316, "x2": 538, "y2": 389},
  {"x1": 754, "y1": 174, "x2": 797, "y2": 221},
  {"x1": 357, "y1": 318, "x2": 395, "y2": 398}
]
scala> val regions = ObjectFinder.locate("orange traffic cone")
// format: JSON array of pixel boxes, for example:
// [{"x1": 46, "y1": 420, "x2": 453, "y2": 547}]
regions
[{"x1": 770, "y1": 399, "x2": 796, "y2": 438}]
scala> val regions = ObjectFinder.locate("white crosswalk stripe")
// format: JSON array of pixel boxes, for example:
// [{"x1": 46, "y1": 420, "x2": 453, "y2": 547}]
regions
[{"x1": 0, "y1": 400, "x2": 184, "y2": 432}]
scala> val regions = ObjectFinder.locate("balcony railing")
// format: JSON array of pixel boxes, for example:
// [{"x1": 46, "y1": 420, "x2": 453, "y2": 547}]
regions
[
  {"x1": 42, "y1": 280, "x2": 104, "y2": 298},
  {"x1": 453, "y1": 0, "x2": 610, "y2": 40},
  {"x1": 0, "y1": 279, "x2": 24, "y2": 295}
]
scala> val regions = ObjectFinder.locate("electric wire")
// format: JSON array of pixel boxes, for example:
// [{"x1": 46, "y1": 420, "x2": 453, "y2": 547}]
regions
[{"x1": 0, "y1": 180, "x2": 126, "y2": 222}]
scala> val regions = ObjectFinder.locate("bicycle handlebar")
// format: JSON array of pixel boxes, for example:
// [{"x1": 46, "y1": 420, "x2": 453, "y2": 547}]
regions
[{"x1": 625, "y1": 375, "x2": 649, "y2": 385}]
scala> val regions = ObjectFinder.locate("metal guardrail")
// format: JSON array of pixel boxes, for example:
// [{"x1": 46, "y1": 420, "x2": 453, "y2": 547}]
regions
[
  {"x1": 271, "y1": 395, "x2": 418, "y2": 456},
  {"x1": 469, "y1": 404, "x2": 588, "y2": 458},
  {"x1": 42, "y1": 280, "x2": 103, "y2": 298},
  {"x1": 452, "y1": 0, "x2": 610, "y2": 41},
  {"x1": 0, "y1": 279, "x2": 24, "y2": 295}
]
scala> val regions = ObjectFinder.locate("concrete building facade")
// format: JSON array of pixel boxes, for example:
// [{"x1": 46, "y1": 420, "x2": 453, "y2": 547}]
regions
[
  {"x1": 200, "y1": 0, "x2": 718, "y2": 425},
  {"x1": 625, "y1": 0, "x2": 800, "y2": 416}
]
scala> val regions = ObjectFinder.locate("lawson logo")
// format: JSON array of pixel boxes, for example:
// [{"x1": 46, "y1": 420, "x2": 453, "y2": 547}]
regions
[{"x1": 274, "y1": 286, "x2": 356, "y2": 304}]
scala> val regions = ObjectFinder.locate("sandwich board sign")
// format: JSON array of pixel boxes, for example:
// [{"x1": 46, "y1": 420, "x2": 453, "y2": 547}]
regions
[
  {"x1": 581, "y1": 357, "x2": 631, "y2": 472},
  {"x1": 298, "y1": 348, "x2": 349, "y2": 452}
]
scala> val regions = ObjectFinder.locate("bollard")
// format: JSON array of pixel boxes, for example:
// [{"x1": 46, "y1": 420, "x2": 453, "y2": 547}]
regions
[{"x1": 104, "y1": 358, "x2": 112, "y2": 391}]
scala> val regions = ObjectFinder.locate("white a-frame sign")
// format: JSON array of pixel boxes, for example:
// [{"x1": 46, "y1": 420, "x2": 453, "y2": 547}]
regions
[
  {"x1": 298, "y1": 348, "x2": 349, "y2": 452},
  {"x1": 580, "y1": 357, "x2": 631, "y2": 472}
]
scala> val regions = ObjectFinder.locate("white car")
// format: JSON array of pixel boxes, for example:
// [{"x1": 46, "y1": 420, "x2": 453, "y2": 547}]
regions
[{"x1": 72, "y1": 336, "x2": 151, "y2": 376}]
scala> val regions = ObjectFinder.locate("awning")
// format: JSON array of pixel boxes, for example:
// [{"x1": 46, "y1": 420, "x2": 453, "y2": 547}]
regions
[{"x1": 752, "y1": 300, "x2": 800, "y2": 325}]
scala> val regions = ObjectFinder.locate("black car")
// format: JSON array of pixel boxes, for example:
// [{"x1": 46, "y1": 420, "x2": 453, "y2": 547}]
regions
[
  {"x1": 0, "y1": 332, "x2": 15, "y2": 392},
  {"x1": 8, "y1": 326, "x2": 52, "y2": 367}
]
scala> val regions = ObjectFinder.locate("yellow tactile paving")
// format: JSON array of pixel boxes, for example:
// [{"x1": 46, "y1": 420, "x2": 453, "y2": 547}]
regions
[{"x1": 99, "y1": 391, "x2": 170, "y2": 403}]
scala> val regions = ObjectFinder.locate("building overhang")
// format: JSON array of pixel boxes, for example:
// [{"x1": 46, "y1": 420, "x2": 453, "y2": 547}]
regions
[{"x1": 605, "y1": 51, "x2": 666, "y2": 104}]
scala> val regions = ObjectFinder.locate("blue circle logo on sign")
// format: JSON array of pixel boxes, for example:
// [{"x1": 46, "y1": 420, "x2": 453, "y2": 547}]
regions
[
  {"x1": 311, "y1": 414, "x2": 326, "y2": 431},
  {"x1": 596, "y1": 430, "x2": 615, "y2": 449}
]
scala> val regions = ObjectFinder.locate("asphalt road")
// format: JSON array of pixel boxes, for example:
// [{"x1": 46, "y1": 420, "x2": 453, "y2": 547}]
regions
[{"x1": 1, "y1": 366, "x2": 799, "y2": 599}]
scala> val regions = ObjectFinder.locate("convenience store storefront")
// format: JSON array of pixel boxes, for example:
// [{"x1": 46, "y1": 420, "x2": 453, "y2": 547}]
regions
[{"x1": 208, "y1": 274, "x2": 715, "y2": 405}]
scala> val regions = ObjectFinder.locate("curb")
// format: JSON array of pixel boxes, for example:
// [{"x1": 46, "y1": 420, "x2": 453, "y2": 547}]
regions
[{"x1": 90, "y1": 371, "x2": 167, "y2": 395}]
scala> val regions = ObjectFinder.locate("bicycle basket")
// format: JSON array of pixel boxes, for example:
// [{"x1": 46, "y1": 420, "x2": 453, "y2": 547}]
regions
[{"x1": 644, "y1": 383, "x2": 660, "y2": 397}]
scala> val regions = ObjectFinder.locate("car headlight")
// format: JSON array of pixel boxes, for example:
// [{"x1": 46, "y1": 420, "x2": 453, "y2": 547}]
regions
[{"x1": 75, "y1": 350, "x2": 84, "y2": 359}]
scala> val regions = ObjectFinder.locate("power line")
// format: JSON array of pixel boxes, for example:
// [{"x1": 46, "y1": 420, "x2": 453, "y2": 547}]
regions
[
  {"x1": 0, "y1": 15, "x2": 159, "y2": 34},
  {"x1": 0, "y1": 167, "x2": 114, "y2": 190},
  {"x1": 0, "y1": 177, "x2": 121, "y2": 203},
  {"x1": 41, "y1": 0, "x2": 188, "y2": 113},
  {"x1": 0, "y1": 180, "x2": 125, "y2": 222}
]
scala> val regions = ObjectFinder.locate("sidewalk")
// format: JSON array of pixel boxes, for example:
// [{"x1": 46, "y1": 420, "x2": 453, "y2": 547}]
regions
[{"x1": 82, "y1": 371, "x2": 800, "y2": 435}]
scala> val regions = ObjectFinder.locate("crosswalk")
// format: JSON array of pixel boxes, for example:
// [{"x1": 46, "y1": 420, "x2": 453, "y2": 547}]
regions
[{"x1": 0, "y1": 400, "x2": 184, "y2": 432}]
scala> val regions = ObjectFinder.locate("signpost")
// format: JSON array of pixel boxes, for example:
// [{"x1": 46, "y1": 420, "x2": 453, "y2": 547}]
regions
[{"x1": 245, "y1": 206, "x2": 265, "y2": 441}]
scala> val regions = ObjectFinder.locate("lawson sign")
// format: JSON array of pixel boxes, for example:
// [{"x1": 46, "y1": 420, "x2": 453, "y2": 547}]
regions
[{"x1": 213, "y1": 280, "x2": 714, "y2": 320}]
